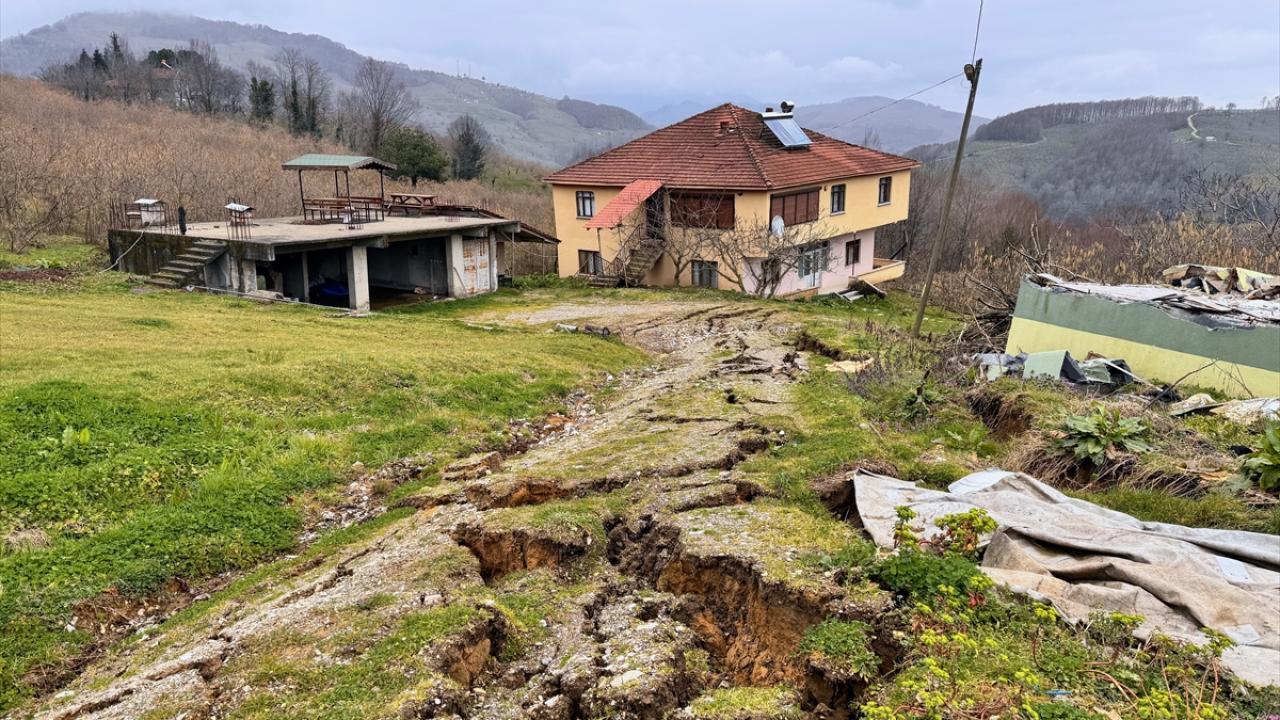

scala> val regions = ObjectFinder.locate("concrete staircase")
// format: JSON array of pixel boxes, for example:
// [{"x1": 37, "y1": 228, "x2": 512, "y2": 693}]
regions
[
  {"x1": 578, "y1": 273, "x2": 622, "y2": 288},
  {"x1": 145, "y1": 240, "x2": 225, "y2": 288},
  {"x1": 618, "y1": 238, "x2": 664, "y2": 286}
]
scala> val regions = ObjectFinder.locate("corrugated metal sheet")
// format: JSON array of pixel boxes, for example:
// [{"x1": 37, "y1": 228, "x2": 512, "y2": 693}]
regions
[{"x1": 281, "y1": 154, "x2": 398, "y2": 171}]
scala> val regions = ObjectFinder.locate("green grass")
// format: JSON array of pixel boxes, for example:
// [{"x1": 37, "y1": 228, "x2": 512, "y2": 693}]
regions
[
  {"x1": 227, "y1": 602, "x2": 487, "y2": 719},
  {"x1": 686, "y1": 686, "x2": 803, "y2": 718},
  {"x1": 0, "y1": 237, "x2": 104, "y2": 271},
  {"x1": 0, "y1": 274, "x2": 641, "y2": 709},
  {"x1": 1081, "y1": 488, "x2": 1280, "y2": 534},
  {"x1": 797, "y1": 619, "x2": 878, "y2": 679}
]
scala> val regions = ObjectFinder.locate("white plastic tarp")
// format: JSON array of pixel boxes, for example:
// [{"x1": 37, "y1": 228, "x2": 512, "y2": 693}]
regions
[{"x1": 852, "y1": 470, "x2": 1280, "y2": 687}]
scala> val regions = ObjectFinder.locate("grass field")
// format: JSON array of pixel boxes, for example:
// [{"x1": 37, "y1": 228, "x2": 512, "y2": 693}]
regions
[
  {"x1": 2, "y1": 245, "x2": 1274, "y2": 713},
  {"x1": 0, "y1": 268, "x2": 641, "y2": 707}
]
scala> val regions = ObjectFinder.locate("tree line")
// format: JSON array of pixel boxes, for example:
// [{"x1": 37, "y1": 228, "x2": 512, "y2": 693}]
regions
[
  {"x1": 39, "y1": 33, "x2": 495, "y2": 185},
  {"x1": 973, "y1": 96, "x2": 1203, "y2": 143}
]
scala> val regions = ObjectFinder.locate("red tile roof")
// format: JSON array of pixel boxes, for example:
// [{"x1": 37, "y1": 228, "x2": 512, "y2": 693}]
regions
[
  {"x1": 545, "y1": 103, "x2": 921, "y2": 191},
  {"x1": 586, "y1": 178, "x2": 664, "y2": 229}
]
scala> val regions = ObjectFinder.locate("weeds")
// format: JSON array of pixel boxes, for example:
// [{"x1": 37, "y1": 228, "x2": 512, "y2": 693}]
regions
[
  {"x1": 1241, "y1": 421, "x2": 1280, "y2": 491},
  {"x1": 1055, "y1": 407, "x2": 1153, "y2": 466}
]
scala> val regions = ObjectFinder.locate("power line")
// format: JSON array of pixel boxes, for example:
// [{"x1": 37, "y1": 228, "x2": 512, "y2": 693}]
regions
[
  {"x1": 818, "y1": 72, "x2": 965, "y2": 134},
  {"x1": 821, "y1": 0, "x2": 984, "y2": 136},
  {"x1": 971, "y1": 0, "x2": 985, "y2": 64}
]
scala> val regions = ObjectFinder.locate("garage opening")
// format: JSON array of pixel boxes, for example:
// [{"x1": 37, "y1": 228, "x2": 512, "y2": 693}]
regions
[{"x1": 368, "y1": 238, "x2": 449, "y2": 306}]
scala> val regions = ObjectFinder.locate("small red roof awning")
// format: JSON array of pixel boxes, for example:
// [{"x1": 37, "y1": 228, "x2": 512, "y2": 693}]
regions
[{"x1": 585, "y1": 179, "x2": 664, "y2": 229}]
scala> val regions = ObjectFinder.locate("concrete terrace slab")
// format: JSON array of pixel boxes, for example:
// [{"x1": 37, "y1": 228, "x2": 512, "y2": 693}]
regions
[{"x1": 170, "y1": 215, "x2": 516, "y2": 248}]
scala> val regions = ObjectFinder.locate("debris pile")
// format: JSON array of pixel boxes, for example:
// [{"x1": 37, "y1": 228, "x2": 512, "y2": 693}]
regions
[{"x1": 1005, "y1": 273, "x2": 1280, "y2": 398}]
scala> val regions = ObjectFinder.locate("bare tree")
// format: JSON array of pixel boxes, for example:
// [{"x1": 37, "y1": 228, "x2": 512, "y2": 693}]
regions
[
  {"x1": 273, "y1": 49, "x2": 331, "y2": 136},
  {"x1": 1180, "y1": 168, "x2": 1280, "y2": 253},
  {"x1": 610, "y1": 191, "x2": 723, "y2": 285},
  {"x1": 709, "y1": 219, "x2": 833, "y2": 298},
  {"x1": 0, "y1": 127, "x2": 81, "y2": 252},
  {"x1": 172, "y1": 40, "x2": 243, "y2": 114},
  {"x1": 342, "y1": 59, "x2": 418, "y2": 155}
]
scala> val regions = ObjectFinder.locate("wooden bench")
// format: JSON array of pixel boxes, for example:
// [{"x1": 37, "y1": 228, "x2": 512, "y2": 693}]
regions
[{"x1": 386, "y1": 192, "x2": 436, "y2": 216}]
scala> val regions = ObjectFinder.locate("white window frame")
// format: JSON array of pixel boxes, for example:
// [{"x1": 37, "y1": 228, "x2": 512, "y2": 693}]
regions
[
  {"x1": 845, "y1": 237, "x2": 862, "y2": 266},
  {"x1": 576, "y1": 191, "x2": 595, "y2": 218},
  {"x1": 830, "y1": 183, "x2": 846, "y2": 215},
  {"x1": 692, "y1": 259, "x2": 719, "y2": 289},
  {"x1": 877, "y1": 177, "x2": 892, "y2": 206}
]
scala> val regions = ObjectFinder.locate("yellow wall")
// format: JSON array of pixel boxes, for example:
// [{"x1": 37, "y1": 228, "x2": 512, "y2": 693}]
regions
[
  {"x1": 550, "y1": 169, "x2": 913, "y2": 282},
  {"x1": 1006, "y1": 317, "x2": 1280, "y2": 399}
]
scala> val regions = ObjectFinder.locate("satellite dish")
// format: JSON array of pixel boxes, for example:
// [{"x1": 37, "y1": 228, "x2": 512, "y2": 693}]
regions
[{"x1": 770, "y1": 215, "x2": 785, "y2": 237}]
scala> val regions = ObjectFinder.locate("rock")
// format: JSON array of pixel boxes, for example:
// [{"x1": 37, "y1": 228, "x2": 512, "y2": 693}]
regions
[{"x1": 441, "y1": 451, "x2": 504, "y2": 482}]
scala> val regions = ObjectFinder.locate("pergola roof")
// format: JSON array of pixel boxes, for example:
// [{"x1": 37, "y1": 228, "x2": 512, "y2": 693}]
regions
[{"x1": 282, "y1": 154, "x2": 398, "y2": 172}]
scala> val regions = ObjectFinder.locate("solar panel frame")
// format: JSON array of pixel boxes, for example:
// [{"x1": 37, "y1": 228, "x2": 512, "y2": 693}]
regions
[{"x1": 763, "y1": 116, "x2": 813, "y2": 148}]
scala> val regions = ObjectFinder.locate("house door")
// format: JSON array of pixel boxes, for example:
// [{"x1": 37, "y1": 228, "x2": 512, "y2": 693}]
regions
[
  {"x1": 799, "y1": 243, "x2": 826, "y2": 289},
  {"x1": 644, "y1": 195, "x2": 666, "y2": 241}
]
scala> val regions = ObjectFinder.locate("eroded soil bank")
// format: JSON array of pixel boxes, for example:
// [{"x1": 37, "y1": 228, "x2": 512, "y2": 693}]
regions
[{"x1": 33, "y1": 301, "x2": 892, "y2": 720}]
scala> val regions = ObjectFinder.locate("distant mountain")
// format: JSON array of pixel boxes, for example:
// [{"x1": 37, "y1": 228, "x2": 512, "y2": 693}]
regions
[
  {"x1": 642, "y1": 98, "x2": 766, "y2": 128},
  {"x1": 791, "y1": 96, "x2": 986, "y2": 154},
  {"x1": 906, "y1": 102, "x2": 1280, "y2": 222},
  {"x1": 642, "y1": 96, "x2": 983, "y2": 154},
  {"x1": 0, "y1": 11, "x2": 652, "y2": 167}
]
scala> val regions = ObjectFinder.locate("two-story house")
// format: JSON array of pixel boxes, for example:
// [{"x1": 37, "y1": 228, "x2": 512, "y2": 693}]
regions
[{"x1": 544, "y1": 102, "x2": 920, "y2": 295}]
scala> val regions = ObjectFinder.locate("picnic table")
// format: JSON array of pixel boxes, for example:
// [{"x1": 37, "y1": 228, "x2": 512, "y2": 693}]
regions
[
  {"x1": 302, "y1": 196, "x2": 386, "y2": 223},
  {"x1": 386, "y1": 192, "x2": 436, "y2": 216}
]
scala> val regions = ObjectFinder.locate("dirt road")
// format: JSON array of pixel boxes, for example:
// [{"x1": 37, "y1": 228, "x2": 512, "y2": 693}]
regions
[{"x1": 37, "y1": 301, "x2": 886, "y2": 720}]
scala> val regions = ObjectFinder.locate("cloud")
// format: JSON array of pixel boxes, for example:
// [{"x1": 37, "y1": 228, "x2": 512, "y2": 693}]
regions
[
  {"x1": 561, "y1": 49, "x2": 900, "y2": 106},
  {"x1": 1, "y1": 0, "x2": 1276, "y2": 115}
]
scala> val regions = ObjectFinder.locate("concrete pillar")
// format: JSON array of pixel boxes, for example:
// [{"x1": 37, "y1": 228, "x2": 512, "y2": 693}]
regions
[
  {"x1": 446, "y1": 233, "x2": 466, "y2": 298},
  {"x1": 488, "y1": 230, "x2": 498, "y2": 291},
  {"x1": 300, "y1": 251, "x2": 310, "y2": 303},
  {"x1": 238, "y1": 258, "x2": 257, "y2": 293},
  {"x1": 348, "y1": 245, "x2": 370, "y2": 312}
]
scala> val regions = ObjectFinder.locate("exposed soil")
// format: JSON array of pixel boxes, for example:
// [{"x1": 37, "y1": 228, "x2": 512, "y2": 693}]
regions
[
  {"x1": 0, "y1": 267, "x2": 75, "y2": 282},
  {"x1": 34, "y1": 301, "x2": 893, "y2": 720}
]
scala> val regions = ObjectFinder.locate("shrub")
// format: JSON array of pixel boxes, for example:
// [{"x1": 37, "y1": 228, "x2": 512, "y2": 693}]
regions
[
  {"x1": 1055, "y1": 406, "x2": 1152, "y2": 466},
  {"x1": 1241, "y1": 421, "x2": 1280, "y2": 492},
  {"x1": 872, "y1": 549, "x2": 983, "y2": 602},
  {"x1": 797, "y1": 619, "x2": 879, "y2": 680}
]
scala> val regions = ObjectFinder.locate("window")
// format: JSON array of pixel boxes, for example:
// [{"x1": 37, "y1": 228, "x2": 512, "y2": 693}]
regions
[
  {"x1": 577, "y1": 249, "x2": 603, "y2": 275},
  {"x1": 797, "y1": 241, "x2": 829, "y2": 279},
  {"x1": 769, "y1": 188, "x2": 820, "y2": 226},
  {"x1": 671, "y1": 193, "x2": 735, "y2": 229},
  {"x1": 877, "y1": 177, "x2": 892, "y2": 205},
  {"x1": 691, "y1": 260, "x2": 719, "y2": 288},
  {"x1": 575, "y1": 191, "x2": 595, "y2": 218},
  {"x1": 845, "y1": 238, "x2": 862, "y2": 266},
  {"x1": 830, "y1": 184, "x2": 846, "y2": 214}
]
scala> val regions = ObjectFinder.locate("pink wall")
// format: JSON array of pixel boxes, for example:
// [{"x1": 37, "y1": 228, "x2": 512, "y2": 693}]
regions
[{"x1": 735, "y1": 229, "x2": 881, "y2": 296}]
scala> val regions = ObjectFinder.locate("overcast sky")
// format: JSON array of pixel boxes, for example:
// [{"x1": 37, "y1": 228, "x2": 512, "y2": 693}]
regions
[{"x1": 2, "y1": 0, "x2": 1277, "y2": 116}]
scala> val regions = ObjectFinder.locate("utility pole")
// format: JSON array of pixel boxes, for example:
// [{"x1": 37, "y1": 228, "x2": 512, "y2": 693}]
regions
[{"x1": 912, "y1": 58, "x2": 982, "y2": 337}]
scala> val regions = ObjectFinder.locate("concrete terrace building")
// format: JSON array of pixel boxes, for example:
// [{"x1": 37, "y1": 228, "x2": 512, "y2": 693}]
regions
[
  {"x1": 544, "y1": 103, "x2": 920, "y2": 295},
  {"x1": 107, "y1": 155, "x2": 556, "y2": 311}
]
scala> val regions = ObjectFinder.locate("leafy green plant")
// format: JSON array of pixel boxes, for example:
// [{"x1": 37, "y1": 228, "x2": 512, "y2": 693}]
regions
[
  {"x1": 797, "y1": 619, "x2": 879, "y2": 681},
  {"x1": 1240, "y1": 421, "x2": 1280, "y2": 492},
  {"x1": 873, "y1": 549, "x2": 984, "y2": 602},
  {"x1": 1054, "y1": 406, "x2": 1152, "y2": 466}
]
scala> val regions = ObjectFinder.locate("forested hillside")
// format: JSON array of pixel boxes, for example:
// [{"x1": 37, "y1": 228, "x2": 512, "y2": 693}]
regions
[
  {"x1": 0, "y1": 12, "x2": 651, "y2": 166},
  {"x1": 909, "y1": 99, "x2": 1279, "y2": 222}
]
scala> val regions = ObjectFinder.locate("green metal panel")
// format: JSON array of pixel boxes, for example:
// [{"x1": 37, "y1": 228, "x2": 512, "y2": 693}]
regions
[
  {"x1": 1012, "y1": 281, "x2": 1279, "y2": 372},
  {"x1": 281, "y1": 154, "x2": 397, "y2": 171}
]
